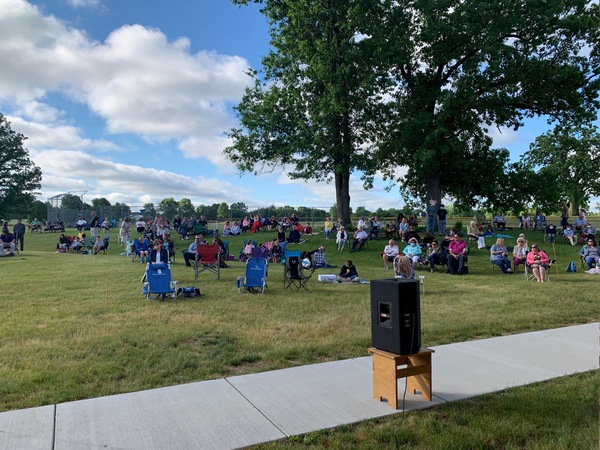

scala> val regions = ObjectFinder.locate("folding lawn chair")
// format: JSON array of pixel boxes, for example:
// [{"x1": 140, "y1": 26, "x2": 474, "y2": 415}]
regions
[
  {"x1": 236, "y1": 257, "x2": 268, "y2": 293},
  {"x1": 284, "y1": 255, "x2": 314, "y2": 291},
  {"x1": 195, "y1": 244, "x2": 221, "y2": 280},
  {"x1": 142, "y1": 263, "x2": 178, "y2": 301}
]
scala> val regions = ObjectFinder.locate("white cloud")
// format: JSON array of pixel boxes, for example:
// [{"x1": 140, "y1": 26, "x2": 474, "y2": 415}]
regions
[
  {"x1": 0, "y1": 0, "x2": 251, "y2": 164},
  {"x1": 33, "y1": 149, "x2": 254, "y2": 206},
  {"x1": 65, "y1": 0, "x2": 103, "y2": 8},
  {"x1": 10, "y1": 116, "x2": 117, "y2": 151}
]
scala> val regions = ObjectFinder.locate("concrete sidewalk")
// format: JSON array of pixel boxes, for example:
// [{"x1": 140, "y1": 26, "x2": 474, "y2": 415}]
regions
[{"x1": 1, "y1": 323, "x2": 597, "y2": 450}]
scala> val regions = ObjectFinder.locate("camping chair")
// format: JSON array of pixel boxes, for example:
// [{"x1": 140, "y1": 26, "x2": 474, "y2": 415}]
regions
[
  {"x1": 524, "y1": 261, "x2": 552, "y2": 281},
  {"x1": 251, "y1": 246, "x2": 269, "y2": 260},
  {"x1": 236, "y1": 257, "x2": 268, "y2": 293},
  {"x1": 284, "y1": 255, "x2": 314, "y2": 291},
  {"x1": 99, "y1": 236, "x2": 110, "y2": 254},
  {"x1": 142, "y1": 262, "x2": 178, "y2": 301},
  {"x1": 280, "y1": 249, "x2": 300, "y2": 266},
  {"x1": 131, "y1": 237, "x2": 148, "y2": 262},
  {"x1": 195, "y1": 244, "x2": 221, "y2": 280}
]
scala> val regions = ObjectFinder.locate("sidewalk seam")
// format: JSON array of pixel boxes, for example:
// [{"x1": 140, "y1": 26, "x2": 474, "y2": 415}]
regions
[{"x1": 224, "y1": 377, "x2": 288, "y2": 438}]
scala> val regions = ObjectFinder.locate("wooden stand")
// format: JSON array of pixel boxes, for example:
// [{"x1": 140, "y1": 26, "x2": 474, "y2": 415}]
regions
[{"x1": 368, "y1": 347, "x2": 434, "y2": 409}]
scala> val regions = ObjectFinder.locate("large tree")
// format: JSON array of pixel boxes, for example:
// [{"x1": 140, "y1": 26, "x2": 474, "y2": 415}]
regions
[
  {"x1": 522, "y1": 122, "x2": 600, "y2": 215},
  {"x1": 368, "y1": 0, "x2": 600, "y2": 209},
  {"x1": 226, "y1": 0, "x2": 380, "y2": 225},
  {"x1": 0, "y1": 114, "x2": 41, "y2": 218}
]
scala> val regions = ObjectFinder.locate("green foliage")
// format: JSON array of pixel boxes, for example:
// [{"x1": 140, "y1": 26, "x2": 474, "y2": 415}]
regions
[
  {"x1": 178, "y1": 198, "x2": 196, "y2": 217},
  {"x1": 522, "y1": 122, "x2": 600, "y2": 216},
  {"x1": 112, "y1": 202, "x2": 131, "y2": 217},
  {"x1": 158, "y1": 197, "x2": 179, "y2": 218},
  {"x1": 454, "y1": 221, "x2": 463, "y2": 231},
  {"x1": 0, "y1": 114, "x2": 41, "y2": 219},
  {"x1": 27, "y1": 200, "x2": 47, "y2": 222},
  {"x1": 59, "y1": 193, "x2": 84, "y2": 210},
  {"x1": 217, "y1": 202, "x2": 230, "y2": 219},
  {"x1": 142, "y1": 202, "x2": 156, "y2": 217},
  {"x1": 91, "y1": 198, "x2": 111, "y2": 209}
]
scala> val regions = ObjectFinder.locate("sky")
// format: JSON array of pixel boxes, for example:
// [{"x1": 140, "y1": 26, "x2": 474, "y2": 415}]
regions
[{"x1": 0, "y1": 0, "x2": 594, "y2": 213}]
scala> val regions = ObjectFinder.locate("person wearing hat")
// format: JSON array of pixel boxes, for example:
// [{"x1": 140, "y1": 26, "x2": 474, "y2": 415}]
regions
[{"x1": 183, "y1": 235, "x2": 206, "y2": 267}]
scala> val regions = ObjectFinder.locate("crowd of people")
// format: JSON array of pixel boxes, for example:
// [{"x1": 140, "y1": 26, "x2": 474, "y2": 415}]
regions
[{"x1": 3, "y1": 204, "x2": 598, "y2": 284}]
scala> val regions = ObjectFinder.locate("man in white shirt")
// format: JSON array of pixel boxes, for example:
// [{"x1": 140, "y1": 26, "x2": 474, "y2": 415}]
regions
[
  {"x1": 350, "y1": 226, "x2": 368, "y2": 252},
  {"x1": 382, "y1": 239, "x2": 399, "y2": 269}
]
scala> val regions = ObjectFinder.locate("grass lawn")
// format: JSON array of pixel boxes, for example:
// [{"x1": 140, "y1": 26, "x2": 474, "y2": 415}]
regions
[{"x1": 1, "y1": 225, "x2": 598, "y2": 447}]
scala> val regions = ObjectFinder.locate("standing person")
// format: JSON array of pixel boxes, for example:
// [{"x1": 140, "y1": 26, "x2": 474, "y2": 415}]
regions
[
  {"x1": 89, "y1": 212, "x2": 100, "y2": 238},
  {"x1": 13, "y1": 219, "x2": 26, "y2": 252},
  {"x1": 382, "y1": 239, "x2": 400, "y2": 269},
  {"x1": 323, "y1": 217, "x2": 334, "y2": 240},
  {"x1": 527, "y1": 244, "x2": 550, "y2": 282},
  {"x1": 436, "y1": 204, "x2": 448, "y2": 236},
  {"x1": 447, "y1": 233, "x2": 468, "y2": 275},
  {"x1": 426, "y1": 199, "x2": 438, "y2": 234},
  {"x1": 337, "y1": 260, "x2": 360, "y2": 282},
  {"x1": 119, "y1": 217, "x2": 131, "y2": 246},
  {"x1": 490, "y1": 238, "x2": 513, "y2": 273}
]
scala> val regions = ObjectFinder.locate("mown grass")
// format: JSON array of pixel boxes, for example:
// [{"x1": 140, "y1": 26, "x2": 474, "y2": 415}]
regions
[{"x1": 1, "y1": 225, "x2": 598, "y2": 447}]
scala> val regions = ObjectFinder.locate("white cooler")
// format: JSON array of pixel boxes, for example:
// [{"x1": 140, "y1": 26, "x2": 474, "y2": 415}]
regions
[{"x1": 318, "y1": 274, "x2": 337, "y2": 282}]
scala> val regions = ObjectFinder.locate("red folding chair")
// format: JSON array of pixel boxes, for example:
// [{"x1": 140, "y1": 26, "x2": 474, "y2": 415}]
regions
[{"x1": 195, "y1": 244, "x2": 221, "y2": 280}]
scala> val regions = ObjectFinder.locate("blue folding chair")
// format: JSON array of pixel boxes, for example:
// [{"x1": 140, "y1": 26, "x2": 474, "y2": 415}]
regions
[
  {"x1": 236, "y1": 257, "x2": 268, "y2": 293},
  {"x1": 280, "y1": 248, "x2": 300, "y2": 265},
  {"x1": 142, "y1": 263, "x2": 178, "y2": 300}
]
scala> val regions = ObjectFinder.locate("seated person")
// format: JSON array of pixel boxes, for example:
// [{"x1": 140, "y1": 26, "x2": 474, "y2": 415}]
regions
[
  {"x1": 533, "y1": 211, "x2": 546, "y2": 230},
  {"x1": 161, "y1": 234, "x2": 176, "y2": 259},
  {"x1": 57, "y1": 233, "x2": 72, "y2": 250},
  {"x1": 382, "y1": 239, "x2": 399, "y2": 269},
  {"x1": 447, "y1": 233, "x2": 468, "y2": 275},
  {"x1": 135, "y1": 218, "x2": 146, "y2": 233},
  {"x1": 522, "y1": 213, "x2": 532, "y2": 230},
  {"x1": 269, "y1": 239, "x2": 283, "y2": 263},
  {"x1": 276, "y1": 226, "x2": 285, "y2": 242},
  {"x1": 467, "y1": 221, "x2": 480, "y2": 240},
  {"x1": 287, "y1": 228, "x2": 301, "y2": 243},
  {"x1": 580, "y1": 238, "x2": 600, "y2": 270},
  {"x1": 76, "y1": 216, "x2": 88, "y2": 231},
  {"x1": 134, "y1": 236, "x2": 150, "y2": 262},
  {"x1": 545, "y1": 223, "x2": 557, "y2": 243},
  {"x1": 350, "y1": 226, "x2": 368, "y2": 252},
  {"x1": 70, "y1": 237, "x2": 83, "y2": 253},
  {"x1": 100, "y1": 217, "x2": 111, "y2": 230},
  {"x1": 369, "y1": 217, "x2": 382, "y2": 240},
  {"x1": 385, "y1": 221, "x2": 397, "y2": 240},
  {"x1": 0, "y1": 228, "x2": 17, "y2": 256},
  {"x1": 404, "y1": 226, "x2": 420, "y2": 243},
  {"x1": 222, "y1": 221, "x2": 232, "y2": 236},
  {"x1": 490, "y1": 238, "x2": 513, "y2": 274},
  {"x1": 427, "y1": 240, "x2": 446, "y2": 272},
  {"x1": 149, "y1": 239, "x2": 169, "y2": 264},
  {"x1": 483, "y1": 225, "x2": 495, "y2": 237},
  {"x1": 177, "y1": 223, "x2": 189, "y2": 240},
  {"x1": 337, "y1": 259, "x2": 360, "y2": 282},
  {"x1": 92, "y1": 235, "x2": 105, "y2": 254},
  {"x1": 230, "y1": 221, "x2": 241, "y2": 236},
  {"x1": 493, "y1": 212, "x2": 506, "y2": 229},
  {"x1": 243, "y1": 241, "x2": 255, "y2": 259},
  {"x1": 336, "y1": 226, "x2": 348, "y2": 251},
  {"x1": 562, "y1": 224, "x2": 576, "y2": 246},
  {"x1": 312, "y1": 245, "x2": 336, "y2": 268},
  {"x1": 29, "y1": 218, "x2": 41, "y2": 233},
  {"x1": 251, "y1": 219, "x2": 261, "y2": 233},
  {"x1": 421, "y1": 231, "x2": 435, "y2": 247},
  {"x1": 143, "y1": 226, "x2": 155, "y2": 242},
  {"x1": 304, "y1": 223, "x2": 313, "y2": 235},
  {"x1": 512, "y1": 236, "x2": 529, "y2": 270},
  {"x1": 403, "y1": 237, "x2": 423, "y2": 264},
  {"x1": 440, "y1": 229, "x2": 457, "y2": 251},
  {"x1": 573, "y1": 213, "x2": 586, "y2": 232},
  {"x1": 183, "y1": 235, "x2": 205, "y2": 267},
  {"x1": 527, "y1": 243, "x2": 550, "y2": 282},
  {"x1": 397, "y1": 218, "x2": 409, "y2": 241},
  {"x1": 581, "y1": 223, "x2": 596, "y2": 240},
  {"x1": 393, "y1": 254, "x2": 415, "y2": 279}
]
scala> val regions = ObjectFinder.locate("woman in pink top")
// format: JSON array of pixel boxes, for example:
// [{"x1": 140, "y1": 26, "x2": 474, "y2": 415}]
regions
[{"x1": 526, "y1": 243, "x2": 550, "y2": 282}]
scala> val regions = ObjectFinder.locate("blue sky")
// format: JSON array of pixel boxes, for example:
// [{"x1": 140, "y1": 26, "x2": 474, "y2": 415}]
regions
[{"x1": 0, "y1": 0, "x2": 594, "y2": 213}]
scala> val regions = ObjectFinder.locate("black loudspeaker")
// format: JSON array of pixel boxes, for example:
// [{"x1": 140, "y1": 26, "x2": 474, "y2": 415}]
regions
[{"x1": 370, "y1": 279, "x2": 421, "y2": 355}]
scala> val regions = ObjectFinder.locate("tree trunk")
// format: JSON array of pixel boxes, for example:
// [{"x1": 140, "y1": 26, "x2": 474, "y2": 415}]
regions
[
  {"x1": 425, "y1": 173, "x2": 442, "y2": 208},
  {"x1": 335, "y1": 172, "x2": 351, "y2": 226}
]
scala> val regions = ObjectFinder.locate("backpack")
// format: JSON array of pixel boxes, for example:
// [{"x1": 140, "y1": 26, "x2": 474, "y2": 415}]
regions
[
  {"x1": 565, "y1": 260, "x2": 576, "y2": 273},
  {"x1": 177, "y1": 286, "x2": 201, "y2": 298}
]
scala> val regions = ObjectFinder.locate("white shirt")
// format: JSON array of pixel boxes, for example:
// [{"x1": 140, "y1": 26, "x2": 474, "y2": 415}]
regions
[{"x1": 384, "y1": 244, "x2": 399, "y2": 257}]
